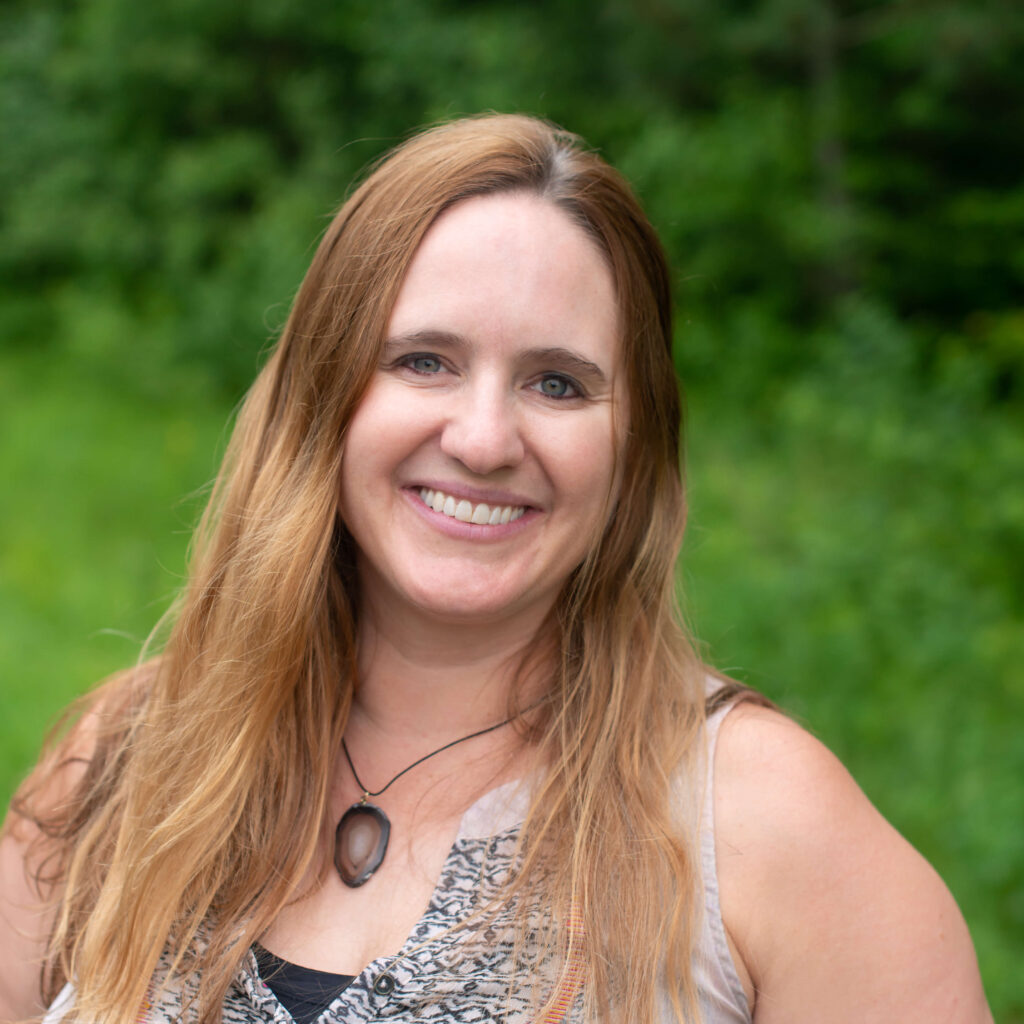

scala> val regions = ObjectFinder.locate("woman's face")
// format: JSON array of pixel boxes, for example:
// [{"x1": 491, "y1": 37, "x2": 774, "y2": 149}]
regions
[{"x1": 338, "y1": 192, "x2": 624, "y2": 630}]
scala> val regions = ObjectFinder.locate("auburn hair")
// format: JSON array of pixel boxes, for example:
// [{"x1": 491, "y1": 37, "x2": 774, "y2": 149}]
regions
[{"x1": 9, "y1": 114, "x2": 719, "y2": 1023}]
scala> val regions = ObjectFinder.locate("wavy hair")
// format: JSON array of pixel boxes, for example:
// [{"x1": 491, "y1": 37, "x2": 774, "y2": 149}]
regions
[{"x1": 10, "y1": 114, "x2": 716, "y2": 1024}]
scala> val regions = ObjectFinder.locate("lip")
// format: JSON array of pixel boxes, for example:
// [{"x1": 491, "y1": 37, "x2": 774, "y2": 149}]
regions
[{"x1": 401, "y1": 486, "x2": 540, "y2": 539}]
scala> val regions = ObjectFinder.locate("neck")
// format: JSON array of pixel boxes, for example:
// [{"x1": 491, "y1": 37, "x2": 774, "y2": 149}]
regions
[{"x1": 352, "y1": 610, "x2": 552, "y2": 745}]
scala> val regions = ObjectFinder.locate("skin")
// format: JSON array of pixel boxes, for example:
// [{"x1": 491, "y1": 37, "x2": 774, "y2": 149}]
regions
[
  {"x1": 0, "y1": 192, "x2": 993, "y2": 1022},
  {"x1": 715, "y1": 705, "x2": 994, "y2": 1022},
  {"x1": 0, "y1": 821, "x2": 50, "y2": 1020},
  {"x1": 0, "y1": 724, "x2": 96, "y2": 1021}
]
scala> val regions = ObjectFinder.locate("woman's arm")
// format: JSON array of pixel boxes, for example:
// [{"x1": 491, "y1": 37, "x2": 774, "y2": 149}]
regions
[
  {"x1": 715, "y1": 705, "x2": 992, "y2": 1024},
  {"x1": 0, "y1": 686, "x2": 121, "y2": 1024},
  {"x1": 0, "y1": 814, "x2": 55, "y2": 1022}
]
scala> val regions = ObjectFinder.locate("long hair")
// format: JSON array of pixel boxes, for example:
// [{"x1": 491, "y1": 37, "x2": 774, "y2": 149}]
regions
[{"x1": 10, "y1": 114, "x2": 709, "y2": 1023}]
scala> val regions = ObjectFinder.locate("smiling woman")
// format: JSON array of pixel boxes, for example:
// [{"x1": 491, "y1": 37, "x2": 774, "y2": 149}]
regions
[
  {"x1": 0, "y1": 115, "x2": 992, "y2": 1024},
  {"x1": 340, "y1": 193, "x2": 622, "y2": 625}
]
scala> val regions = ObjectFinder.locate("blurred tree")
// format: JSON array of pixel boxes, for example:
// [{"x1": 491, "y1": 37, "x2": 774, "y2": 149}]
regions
[{"x1": 3, "y1": 0, "x2": 1023, "y2": 399}]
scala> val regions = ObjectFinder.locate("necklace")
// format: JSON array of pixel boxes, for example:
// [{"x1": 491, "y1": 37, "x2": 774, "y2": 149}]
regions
[{"x1": 334, "y1": 711, "x2": 528, "y2": 887}]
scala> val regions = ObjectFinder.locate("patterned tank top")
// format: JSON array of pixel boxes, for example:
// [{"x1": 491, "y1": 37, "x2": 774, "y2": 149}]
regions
[{"x1": 44, "y1": 702, "x2": 750, "y2": 1024}]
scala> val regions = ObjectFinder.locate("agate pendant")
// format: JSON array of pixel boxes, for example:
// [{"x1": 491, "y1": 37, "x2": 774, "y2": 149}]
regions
[{"x1": 334, "y1": 801, "x2": 391, "y2": 887}]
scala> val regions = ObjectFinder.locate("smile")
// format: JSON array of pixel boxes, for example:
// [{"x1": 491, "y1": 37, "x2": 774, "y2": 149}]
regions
[{"x1": 418, "y1": 487, "x2": 526, "y2": 525}]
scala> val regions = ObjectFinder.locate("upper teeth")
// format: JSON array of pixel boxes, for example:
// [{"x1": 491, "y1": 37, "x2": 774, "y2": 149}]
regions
[{"x1": 419, "y1": 488, "x2": 526, "y2": 525}]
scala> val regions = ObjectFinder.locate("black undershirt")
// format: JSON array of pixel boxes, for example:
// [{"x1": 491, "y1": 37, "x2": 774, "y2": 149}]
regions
[{"x1": 253, "y1": 945, "x2": 355, "y2": 1024}]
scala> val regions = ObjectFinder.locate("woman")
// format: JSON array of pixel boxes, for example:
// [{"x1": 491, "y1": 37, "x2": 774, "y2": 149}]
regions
[{"x1": 0, "y1": 115, "x2": 991, "y2": 1024}]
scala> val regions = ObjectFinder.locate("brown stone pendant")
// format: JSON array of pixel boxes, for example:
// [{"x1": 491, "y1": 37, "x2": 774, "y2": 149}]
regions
[{"x1": 334, "y1": 802, "x2": 391, "y2": 887}]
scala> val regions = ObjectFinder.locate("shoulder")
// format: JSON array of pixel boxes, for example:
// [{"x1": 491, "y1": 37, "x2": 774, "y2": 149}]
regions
[
  {"x1": 4, "y1": 662, "x2": 151, "y2": 833},
  {"x1": 0, "y1": 662, "x2": 153, "y2": 1021},
  {"x1": 712, "y1": 703, "x2": 992, "y2": 1024},
  {"x1": 0, "y1": 709, "x2": 98, "y2": 1021}
]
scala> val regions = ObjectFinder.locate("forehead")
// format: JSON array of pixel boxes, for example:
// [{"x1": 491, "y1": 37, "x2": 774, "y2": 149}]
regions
[{"x1": 386, "y1": 192, "x2": 620, "y2": 366}]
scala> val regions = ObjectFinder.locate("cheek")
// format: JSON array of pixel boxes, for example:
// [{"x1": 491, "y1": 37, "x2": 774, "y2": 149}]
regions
[
  {"x1": 555, "y1": 427, "x2": 621, "y2": 532},
  {"x1": 601, "y1": 398, "x2": 629, "y2": 523},
  {"x1": 340, "y1": 387, "x2": 411, "y2": 483},
  {"x1": 337, "y1": 397, "x2": 392, "y2": 522},
  {"x1": 575, "y1": 420, "x2": 627, "y2": 545}
]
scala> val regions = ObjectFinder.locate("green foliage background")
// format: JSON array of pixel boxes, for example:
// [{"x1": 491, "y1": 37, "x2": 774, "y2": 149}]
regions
[{"x1": 2, "y1": 0, "x2": 1021, "y2": 1016}]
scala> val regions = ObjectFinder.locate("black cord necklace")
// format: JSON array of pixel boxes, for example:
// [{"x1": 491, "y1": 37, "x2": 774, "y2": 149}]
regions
[{"x1": 334, "y1": 711, "x2": 528, "y2": 887}]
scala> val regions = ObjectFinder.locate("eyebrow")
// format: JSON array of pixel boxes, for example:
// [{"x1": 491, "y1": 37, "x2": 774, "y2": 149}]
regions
[
  {"x1": 383, "y1": 331, "x2": 609, "y2": 383},
  {"x1": 525, "y1": 346, "x2": 608, "y2": 383},
  {"x1": 382, "y1": 329, "x2": 465, "y2": 357}
]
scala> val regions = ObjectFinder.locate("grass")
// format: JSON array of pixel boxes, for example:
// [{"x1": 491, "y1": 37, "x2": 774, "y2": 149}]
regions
[{"x1": 0, "y1": 348, "x2": 229, "y2": 795}]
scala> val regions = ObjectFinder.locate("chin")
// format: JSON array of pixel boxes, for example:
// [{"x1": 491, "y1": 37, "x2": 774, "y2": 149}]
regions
[
  {"x1": 411, "y1": 592, "x2": 531, "y2": 625},
  {"x1": 402, "y1": 576, "x2": 553, "y2": 626}
]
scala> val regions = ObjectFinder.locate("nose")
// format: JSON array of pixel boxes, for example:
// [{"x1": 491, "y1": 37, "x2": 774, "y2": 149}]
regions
[{"x1": 439, "y1": 384, "x2": 525, "y2": 475}]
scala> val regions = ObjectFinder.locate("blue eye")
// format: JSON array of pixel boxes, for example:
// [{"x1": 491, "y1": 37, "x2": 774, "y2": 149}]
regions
[
  {"x1": 535, "y1": 375, "x2": 579, "y2": 399},
  {"x1": 407, "y1": 354, "x2": 443, "y2": 374}
]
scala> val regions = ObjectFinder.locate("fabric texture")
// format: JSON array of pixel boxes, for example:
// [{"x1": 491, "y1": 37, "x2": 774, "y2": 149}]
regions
[
  {"x1": 252, "y1": 945, "x2": 355, "y2": 1024},
  {"x1": 44, "y1": 701, "x2": 751, "y2": 1024}
]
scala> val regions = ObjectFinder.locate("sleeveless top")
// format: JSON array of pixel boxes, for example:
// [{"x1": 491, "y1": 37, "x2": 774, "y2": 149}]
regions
[{"x1": 44, "y1": 703, "x2": 751, "y2": 1024}]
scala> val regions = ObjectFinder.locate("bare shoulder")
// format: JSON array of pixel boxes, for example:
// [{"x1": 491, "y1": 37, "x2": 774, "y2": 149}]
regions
[
  {"x1": 713, "y1": 703, "x2": 992, "y2": 1024},
  {"x1": 0, "y1": 663, "x2": 150, "y2": 1022},
  {"x1": 0, "y1": 699, "x2": 104, "y2": 1022}
]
